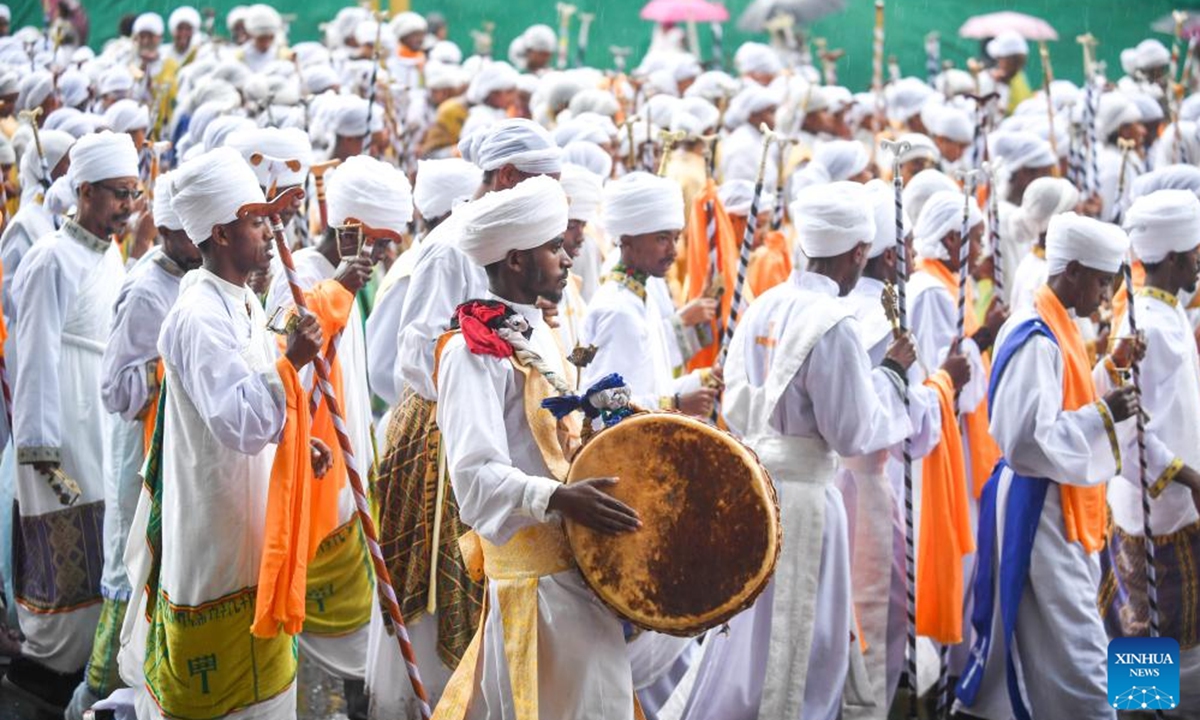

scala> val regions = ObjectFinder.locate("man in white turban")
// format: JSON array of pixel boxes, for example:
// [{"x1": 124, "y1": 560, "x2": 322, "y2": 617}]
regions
[
  {"x1": 1096, "y1": 91, "x2": 1149, "y2": 221},
  {"x1": 65, "y1": 170, "x2": 202, "y2": 720},
  {"x1": 986, "y1": 31, "x2": 1033, "y2": 115},
  {"x1": 326, "y1": 96, "x2": 386, "y2": 162},
  {"x1": 119, "y1": 146, "x2": 328, "y2": 720},
  {"x1": 101, "y1": 98, "x2": 150, "y2": 147},
  {"x1": 4, "y1": 131, "x2": 136, "y2": 712},
  {"x1": 264, "y1": 156, "x2": 402, "y2": 720},
  {"x1": 464, "y1": 60, "x2": 520, "y2": 129},
  {"x1": 225, "y1": 126, "x2": 313, "y2": 248},
  {"x1": 1096, "y1": 190, "x2": 1200, "y2": 715},
  {"x1": 517, "y1": 24, "x2": 556, "y2": 74},
  {"x1": 956, "y1": 212, "x2": 1138, "y2": 720},
  {"x1": 720, "y1": 85, "x2": 779, "y2": 190},
  {"x1": 735, "y1": 42, "x2": 783, "y2": 86},
  {"x1": 17, "y1": 70, "x2": 59, "y2": 120},
  {"x1": 687, "y1": 181, "x2": 919, "y2": 720},
  {"x1": 551, "y1": 164, "x2": 602, "y2": 350},
  {"x1": 239, "y1": 4, "x2": 284, "y2": 72},
  {"x1": 923, "y1": 104, "x2": 974, "y2": 169},
  {"x1": 164, "y1": 6, "x2": 202, "y2": 65},
  {"x1": 1008, "y1": 177, "x2": 1081, "y2": 310},
  {"x1": 433, "y1": 174, "x2": 640, "y2": 720},
  {"x1": 371, "y1": 118, "x2": 563, "y2": 715}
]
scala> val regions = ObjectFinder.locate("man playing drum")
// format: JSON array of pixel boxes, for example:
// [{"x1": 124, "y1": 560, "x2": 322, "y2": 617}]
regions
[
  {"x1": 432, "y1": 175, "x2": 641, "y2": 720},
  {"x1": 681, "y1": 181, "x2": 919, "y2": 720}
]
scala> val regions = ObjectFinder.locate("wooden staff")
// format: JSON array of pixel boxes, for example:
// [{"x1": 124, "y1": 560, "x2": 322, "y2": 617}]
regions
[
  {"x1": 309, "y1": 159, "x2": 342, "y2": 234},
  {"x1": 556, "y1": 3, "x2": 576, "y2": 71},
  {"x1": 1038, "y1": 42, "x2": 1062, "y2": 177},
  {"x1": 656, "y1": 129, "x2": 687, "y2": 176},
  {"x1": 363, "y1": 12, "x2": 387, "y2": 145},
  {"x1": 240, "y1": 174, "x2": 432, "y2": 720},
  {"x1": 1115, "y1": 137, "x2": 1139, "y2": 223},
  {"x1": 982, "y1": 160, "x2": 1003, "y2": 298},
  {"x1": 17, "y1": 108, "x2": 49, "y2": 192},
  {"x1": 1078, "y1": 34, "x2": 1101, "y2": 196},
  {"x1": 622, "y1": 115, "x2": 638, "y2": 171},
  {"x1": 871, "y1": 0, "x2": 886, "y2": 127},
  {"x1": 143, "y1": 140, "x2": 172, "y2": 199}
]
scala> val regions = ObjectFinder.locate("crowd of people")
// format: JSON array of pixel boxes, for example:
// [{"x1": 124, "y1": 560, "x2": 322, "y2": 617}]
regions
[{"x1": 0, "y1": 2, "x2": 1197, "y2": 719}]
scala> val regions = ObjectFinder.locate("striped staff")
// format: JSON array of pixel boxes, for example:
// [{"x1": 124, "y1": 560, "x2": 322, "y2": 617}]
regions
[
  {"x1": 1121, "y1": 258, "x2": 1164, "y2": 720},
  {"x1": 879, "y1": 136, "x2": 919, "y2": 720},
  {"x1": 716, "y1": 123, "x2": 776, "y2": 364},
  {"x1": 242, "y1": 173, "x2": 433, "y2": 719},
  {"x1": 1077, "y1": 33, "x2": 1101, "y2": 197},
  {"x1": 982, "y1": 161, "x2": 1003, "y2": 298}
]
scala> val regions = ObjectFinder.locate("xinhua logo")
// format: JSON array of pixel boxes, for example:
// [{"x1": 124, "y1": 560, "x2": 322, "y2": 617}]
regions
[{"x1": 1107, "y1": 637, "x2": 1180, "y2": 710}]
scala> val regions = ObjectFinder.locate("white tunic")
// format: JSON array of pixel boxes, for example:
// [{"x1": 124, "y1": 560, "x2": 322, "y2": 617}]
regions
[
  {"x1": 720, "y1": 124, "x2": 777, "y2": 192},
  {"x1": 1009, "y1": 251, "x2": 1048, "y2": 313},
  {"x1": 366, "y1": 238, "x2": 424, "y2": 407},
  {"x1": 1097, "y1": 145, "x2": 1145, "y2": 222},
  {"x1": 1, "y1": 201, "x2": 56, "y2": 323},
  {"x1": 436, "y1": 296, "x2": 633, "y2": 720},
  {"x1": 958, "y1": 305, "x2": 1120, "y2": 720}
]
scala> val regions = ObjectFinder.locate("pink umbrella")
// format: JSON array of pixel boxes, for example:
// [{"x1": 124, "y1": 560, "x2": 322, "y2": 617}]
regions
[
  {"x1": 959, "y1": 11, "x2": 1058, "y2": 41},
  {"x1": 640, "y1": 0, "x2": 730, "y2": 24}
]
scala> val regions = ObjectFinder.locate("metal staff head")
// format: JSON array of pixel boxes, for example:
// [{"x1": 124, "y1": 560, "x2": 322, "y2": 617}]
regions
[
  {"x1": 609, "y1": 45, "x2": 632, "y2": 74},
  {"x1": 17, "y1": 107, "x2": 45, "y2": 157},
  {"x1": 879, "y1": 138, "x2": 912, "y2": 180},
  {"x1": 1076, "y1": 32, "x2": 1100, "y2": 79},
  {"x1": 656, "y1": 129, "x2": 688, "y2": 176}
]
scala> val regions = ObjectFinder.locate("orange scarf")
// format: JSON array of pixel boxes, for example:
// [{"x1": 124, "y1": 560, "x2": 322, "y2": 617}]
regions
[
  {"x1": 253, "y1": 279, "x2": 354, "y2": 637},
  {"x1": 913, "y1": 259, "x2": 1002, "y2": 498},
  {"x1": 747, "y1": 230, "x2": 792, "y2": 298},
  {"x1": 684, "y1": 179, "x2": 740, "y2": 371},
  {"x1": 1033, "y1": 284, "x2": 1109, "y2": 553},
  {"x1": 917, "y1": 370, "x2": 975, "y2": 643},
  {"x1": 1110, "y1": 260, "x2": 1145, "y2": 331},
  {"x1": 141, "y1": 360, "x2": 165, "y2": 453}
]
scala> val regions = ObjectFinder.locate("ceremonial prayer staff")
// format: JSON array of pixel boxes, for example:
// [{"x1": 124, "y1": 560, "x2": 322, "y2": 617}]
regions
[
  {"x1": 363, "y1": 12, "x2": 386, "y2": 149},
  {"x1": 1170, "y1": 11, "x2": 1187, "y2": 90},
  {"x1": 1114, "y1": 137, "x2": 1139, "y2": 225},
  {"x1": 982, "y1": 161, "x2": 1003, "y2": 298},
  {"x1": 716, "y1": 123, "x2": 776, "y2": 365},
  {"x1": 871, "y1": 0, "x2": 886, "y2": 130},
  {"x1": 880, "y1": 137, "x2": 919, "y2": 720},
  {"x1": 1038, "y1": 42, "x2": 1062, "y2": 177},
  {"x1": 309, "y1": 158, "x2": 342, "y2": 235},
  {"x1": 243, "y1": 163, "x2": 433, "y2": 720},
  {"x1": 1122, "y1": 258, "x2": 1166, "y2": 720},
  {"x1": 656, "y1": 129, "x2": 687, "y2": 177},
  {"x1": 1077, "y1": 33, "x2": 1101, "y2": 198},
  {"x1": 555, "y1": 3, "x2": 576, "y2": 70},
  {"x1": 17, "y1": 108, "x2": 50, "y2": 194},
  {"x1": 574, "y1": 12, "x2": 594, "y2": 68}
]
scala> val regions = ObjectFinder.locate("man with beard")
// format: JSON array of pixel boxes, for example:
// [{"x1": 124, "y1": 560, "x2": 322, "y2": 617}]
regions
[
  {"x1": 65, "y1": 171, "x2": 202, "y2": 720},
  {"x1": 3, "y1": 131, "x2": 135, "y2": 712}
]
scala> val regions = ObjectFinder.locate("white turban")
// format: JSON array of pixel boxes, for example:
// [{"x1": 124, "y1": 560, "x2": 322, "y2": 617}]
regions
[
  {"x1": 886, "y1": 77, "x2": 936, "y2": 123},
  {"x1": 813, "y1": 140, "x2": 870, "y2": 182},
  {"x1": 791, "y1": 182, "x2": 875, "y2": 259},
  {"x1": 602, "y1": 172, "x2": 684, "y2": 240},
  {"x1": 244, "y1": 4, "x2": 282, "y2": 36},
  {"x1": 44, "y1": 108, "x2": 95, "y2": 138},
  {"x1": 414, "y1": 158, "x2": 482, "y2": 221},
  {"x1": 465, "y1": 118, "x2": 562, "y2": 174},
  {"x1": 563, "y1": 142, "x2": 612, "y2": 180},
  {"x1": 68, "y1": 131, "x2": 139, "y2": 189},
  {"x1": 18, "y1": 129, "x2": 73, "y2": 200},
  {"x1": 903, "y1": 169, "x2": 959, "y2": 226},
  {"x1": 1130, "y1": 92, "x2": 1163, "y2": 123},
  {"x1": 914, "y1": 190, "x2": 982, "y2": 262},
  {"x1": 1123, "y1": 190, "x2": 1200, "y2": 263},
  {"x1": 133, "y1": 12, "x2": 164, "y2": 36},
  {"x1": 172, "y1": 147, "x2": 266, "y2": 244},
  {"x1": 1131, "y1": 164, "x2": 1200, "y2": 201},
  {"x1": 987, "y1": 31, "x2": 1028, "y2": 59},
  {"x1": 226, "y1": 127, "x2": 312, "y2": 188},
  {"x1": 937, "y1": 68, "x2": 977, "y2": 98},
  {"x1": 466, "y1": 61, "x2": 520, "y2": 105},
  {"x1": 735, "y1": 43, "x2": 782, "y2": 78},
  {"x1": 425, "y1": 62, "x2": 469, "y2": 91},
  {"x1": 1097, "y1": 92, "x2": 1142, "y2": 140},
  {"x1": 0, "y1": 4, "x2": 9, "y2": 21},
  {"x1": 719, "y1": 179, "x2": 756, "y2": 217},
  {"x1": 458, "y1": 175, "x2": 568, "y2": 267},
  {"x1": 685, "y1": 70, "x2": 739, "y2": 103},
  {"x1": 923, "y1": 104, "x2": 973, "y2": 144},
  {"x1": 390, "y1": 12, "x2": 427, "y2": 41},
  {"x1": 332, "y1": 96, "x2": 384, "y2": 137},
  {"x1": 17, "y1": 70, "x2": 53, "y2": 112},
  {"x1": 0, "y1": 69, "x2": 17, "y2": 96},
  {"x1": 895, "y1": 133, "x2": 941, "y2": 164},
  {"x1": 226, "y1": 5, "x2": 248, "y2": 32},
  {"x1": 102, "y1": 99, "x2": 150, "y2": 133},
  {"x1": 1133, "y1": 39, "x2": 1171, "y2": 71},
  {"x1": 153, "y1": 172, "x2": 184, "y2": 231},
  {"x1": 561, "y1": 164, "x2": 602, "y2": 224},
  {"x1": 522, "y1": 25, "x2": 556, "y2": 54},
  {"x1": 724, "y1": 84, "x2": 778, "y2": 129},
  {"x1": 568, "y1": 89, "x2": 620, "y2": 119},
  {"x1": 866, "y1": 178, "x2": 908, "y2": 258},
  {"x1": 553, "y1": 119, "x2": 610, "y2": 148},
  {"x1": 57, "y1": 69, "x2": 90, "y2": 109},
  {"x1": 1019, "y1": 177, "x2": 1080, "y2": 238},
  {"x1": 671, "y1": 97, "x2": 720, "y2": 136},
  {"x1": 169, "y1": 6, "x2": 201, "y2": 32},
  {"x1": 326, "y1": 155, "x2": 413, "y2": 231},
  {"x1": 303, "y1": 66, "x2": 340, "y2": 95},
  {"x1": 1045, "y1": 213, "x2": 1129, "y2": 275},
  {"x1": 989, "y1": 130, "x2": 1056, "y2": 171},
  {"x1": 203, "y1": 116, "x2": 256, "y2": 152},
  {"x1": 98, "y1": 67, "x2": 134, "y2": 96},
  {"x1": 429, "y1": 40, "x2": 463, "y2": 65}
]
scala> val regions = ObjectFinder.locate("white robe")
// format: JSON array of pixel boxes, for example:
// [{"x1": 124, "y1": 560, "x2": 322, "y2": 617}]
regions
[
  {"x1": 121, "y1": 268, "x2": 296, "y2": 720},
  {"x1": 956, "y1": 305, "x2": 1120, "y2": 720},
  {"x1": 996, "y1": 200, "x2": 1028, "y2": 306},
  {"x1": 436, "y1": 296, "x2": 633, "y2": 720},
  {"x1": 1097, "y1": 145, "x2": 1145, "y2": 222},
  {"x1": 366, "y1": 238, "x2": 424, "y2": 408},
  {"x1": 720, "y1": 125, "x2": 778, "y2": 192},
  {"x1": 1, "y1": 201, "x2": 56, "y2": 324},
  {"x1": 682, "y1": 272, "x2": 911, "y2": 720},
  {"x1": 1009, "y1": 250, "x2": 1048, "y2": 314},
  {"x1": 11, "y1": 221, "x2": 124, "y2": 673},
  {"x1": 265, "y1": 248, "x2": 373, "y2": 681}
]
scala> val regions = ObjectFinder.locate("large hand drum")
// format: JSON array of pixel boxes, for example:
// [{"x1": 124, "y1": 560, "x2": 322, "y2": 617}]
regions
[{"x1": 564, "y1": 413, "x2": 780, "y2": 636}]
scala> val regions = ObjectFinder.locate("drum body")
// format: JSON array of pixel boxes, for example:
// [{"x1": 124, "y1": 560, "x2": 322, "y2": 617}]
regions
[{"x1": 565, "y1": 412, "x2": 780, "y2": 636}]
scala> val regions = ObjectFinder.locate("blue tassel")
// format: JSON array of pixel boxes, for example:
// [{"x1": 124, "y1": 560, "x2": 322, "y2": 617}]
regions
[{"x1": 540, "y1": 373, "x2": 629, "y2": 420}]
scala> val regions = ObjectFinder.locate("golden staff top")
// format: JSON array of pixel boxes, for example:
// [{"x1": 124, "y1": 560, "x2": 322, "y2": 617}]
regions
[
  {"x1": 1116, "y1": 137, "x2": 1139, "y2": 199},
  {"x1": 1076, "y1": 33, "x2": 1100, "y2": 80},
  {"x1": 656, "y1": 129, "x2": 688, "y2": 177},
  {"x1": 755, "y1": 122, "x2": 779, "y2": 182},
  {"x1": 17, "y1": 107, "x2": 45, "y2": 159}
]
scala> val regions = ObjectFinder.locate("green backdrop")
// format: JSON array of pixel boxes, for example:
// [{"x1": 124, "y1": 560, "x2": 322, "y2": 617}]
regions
[{"x1": 11, "y1": 0, "x2": 1189, "y2": 90}]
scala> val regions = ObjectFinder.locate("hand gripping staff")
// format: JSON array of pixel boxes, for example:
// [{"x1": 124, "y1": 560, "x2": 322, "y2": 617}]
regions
[
  {"x1": 243, "y1": 155, "x2": 433, "y2": 719},
  {"x1": 879, "y1": 136, "x2": 921, "y2": 720}
]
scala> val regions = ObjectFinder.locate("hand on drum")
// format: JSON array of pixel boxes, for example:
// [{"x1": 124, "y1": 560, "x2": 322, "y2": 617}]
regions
[{"x1": 549, "y1": 477, "x2": 642, "y2": 535}]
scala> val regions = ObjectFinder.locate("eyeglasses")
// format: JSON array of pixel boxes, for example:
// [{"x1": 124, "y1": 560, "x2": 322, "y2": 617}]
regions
[{"x1": 93, "y1": 182, "x2": 143, "y2": 202}]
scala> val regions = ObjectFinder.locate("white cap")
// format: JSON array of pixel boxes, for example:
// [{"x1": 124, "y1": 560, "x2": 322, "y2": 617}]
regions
[
  {"x1": 68, "y1": 131, "x2": 139, "y2": 189},
  {"x1": 923, "y1": 103, "x2": 973, "y2": 144},
  {"x1": 390, "y1": 12, "x2": 427, "y2": 41},
  {"x1": 1133, "y1": 39, "x2": 1171, "y2": 71},
  {"x1": 602, "y1": 171, "x2": 685, "y2": 241},
  {"x1": 562, "y1": 142, "x2": 613, "y2": 180},
  {"x1": 522, "y1": 24, "x2": 556, "y2": 54},
  {"x1": 718, "y1": 179, "x2": 757, "y2": 216},
  {"x1": 724, "y1": 84, "x2": 778, "y2": 129},
  {"x1": 987, "y1": 31, "x2": 1028, "y2": 58},
  {"x1": 172, "y1": 147, "x2": 267, "y2": 245},
  {"x1": 1123, "y1": 189, "x2": 1200, "y2": 264},
  {"x1": 1045, "y1": 212, "x2": 1130, "y2": 275},
  {"x1": 458, "y1": 175, "x2": 568, "y2": 267},
  {"x1": 989, "y1": 130, "x2": 1056, "y2": 171},
  {"x1": 735, "y1": 42, "x2": 782, "y2": 78},
  {"x1": 244, "y1": 4, "x2": 282, "y2": 37},
  {"x1": 326, "y1": 155, "x2": 414, "y2": 230},
  {"x1": 17, "y1": 70, "x2": 54, "y2": 112},
  {"x1": 886, "y1": 77, "x2": 936, "y2": 123},
  {"x1": 1097, "y1": 92, "x2": 1142, "y2": 140},
  {"x1": 414, "y1": 158, "x2": 482, "y2": 221},
  {"x1": 560, "y1": 164, "x2": 602, "y2": 224},
  {"x1": 791, "y1": 181, "x2": 876, "y2": 259},
  {"x1": 812, "y1": 140, "x2": 870, "y2": 182},
  {"x1": 903, "y1": 168, "x2": 959, "y2": 226}
]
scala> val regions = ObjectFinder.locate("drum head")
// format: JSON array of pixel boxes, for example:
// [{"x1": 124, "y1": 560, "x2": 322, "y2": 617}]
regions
[{"x1": 565, "y1": 413, "x2": 779, "y2": 636}]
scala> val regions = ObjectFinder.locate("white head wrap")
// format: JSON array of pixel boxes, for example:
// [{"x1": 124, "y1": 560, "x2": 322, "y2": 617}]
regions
[
  {"x1": 465, "y1": 118, "x2": 562, "y2": 174},
  {"x1": 684, "y1": 71, "x2": 739, "y2": 103},
  {"x1": 332, "y1": 96, "x2": 384, "y2": 137},
  {"x1": 923, "y1": 103, "x2": 973, "y2": 143},
  {"x1": 568, "y1": 89, "x2": 620, "y2": 119},
  {"x1": 553, "y1": 118, "x2": 610, "y2": 148},
  {"x1": 172, "y1": 147, "x2": 266, "y2": 245},
  {"x1": 866, "y1": 178, "x2": 908, "y2": 258},
  {"x1": 989, "y1": 130, "x2": 1056, "y2": 171},
  {"x1": 203, "y1": 115, "x2": 256, "y2": 151},
  {"x1": 1123, "y1": 189, "x2": 1200, "y2": 263},
  {"x1": 0, "y1": 69, "x2": 17, "y2": 97},
  {"x1": 522, "y1": 25, "x2": 556, "y2": 54},
  {"x1": 169, "y1": 6, "x2": 201, "y2": 33},
  {"x1": 670, "y1": 97, "x2": 719, "y2": 136},
  {"x1": 17, "y1": 70, "x2": 53, "y2": 112},
  {"x1": 244, "y1": 4, "x2": 282, "y2": 37},
  {"x1": 414, "y1": 158, "x2": 482, "y2": 221},
  {"x1": 1129, "y1": 92, "x2": 1164, "y2": 123},
  {"x1": 68, "y1": 131, "x2": 139, "y2": 189},
  {"x1": 724, "y1": 84, "x2": 777, "y2": 129},
  {"x1": 1097, "y1": 92, "x2": 1142, "y2": 140},
  {"x1": 18, "y1": 129, "x2": 73, "y2": 200},
  {"x1": 735, "y1": 43, "x2": 782, "y2": 79},
  {"x1": 895, "y1": 133, "x2": 941, "y2": 165},
  {"x1": 562, "y1": 142, "x2": 612, "y2": 180},
  {"x1": 914, "y1": 190, "x2": 982, "y2": 261},
  {"x1": 303, "y1": 65, "x2": 340, "y2": 95},
  {"x1": 458, "y1": 175, "x2": 568, "y2": 267},
  {"x1": 791, "y1": 182, "x2": 875, "y2": 259},
  {"x1": 225, "y1": 127, "x2": 312, "y2": 187},
  {"x1": 0, "y1": 4, "x2": 9, "y2": 21},
  {"x1": 1045, "y1": 212, "x2": 1129, "y2": 275},
  {"x1": 153, "y1": 171, "x2": 184, "y2": 231},
  {"x1": 1018, "y1": 177, "x2": 1080, "y2": 239},
  {"x1": 98, "y1": 67, "x2": 134, "y2": 97},
  {"x1": 813, "y1": 140, "x2": 871, "y2": 182},
  {"x1": 57, "y1": 69, "x2": 90, "y2": 109},
  {"x1": 602, "y1": 172, "x2": 685, "y2": 240},
  {"x1": 426, "y1": 62, "x2": 470, "y2": 91},
  {"x1": 560, "y1": 164, "x2": 602, "y2": 224},
  {"x1": 987, "y1": 31, "x2": 1029, "y2": 58},
  {"x1": 44, "y1": 108, "x2": 95, "y2": 138},
  {"x1": 719, "y1": 179, "x2": 757, "y2": 216},
  {"x1": 326, "y1": 155, "x2": 413, "y2": 230},
  {"x1": 887, "y1": 77, "x2": 936, "y2": 123},
  {"x1": 1133, "y1": 39, "x2": 1171, "y2": 71},
  {"x1": 226, "y1": 5, "x2": 248, "y2": 32},
  {"x1": 1131, "y1": 164, "x2": 1200, "y2": 201},
  {"x1": 133, "y1": 12, "x2": 164, "y2": 36},
  {"x1": 429, "y1": 40, "x2": 463, "y2": 65},
  {"x1": 466, "y1": 61, "x2": 520, "y2": 106},
  {"x1": 102, "y1": 99, "x2": 150, "y2": 133},
  {"x1": 645, "y1": 94, "x2": 680, "y2": 128},
  {"x1": 902, "y1": 168, "x2": 959, "y2": 226},
  {"x1": 390, "y1": 12, "x2": 427, "y2": 41}
]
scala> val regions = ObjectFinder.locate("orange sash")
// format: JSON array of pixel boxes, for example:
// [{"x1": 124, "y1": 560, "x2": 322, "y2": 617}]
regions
[
  {"x1": 1033, "y1": 284, "x2": 1109, "y2": 553},
  {"x1": 684, "y1": 179, "x2": 740, "y2": 371},
  {"x1": 913, "y1": 259, "x2": 1002, "y2": 498},
  {"x1": 141, "y1": 360, "x2": 165, "y2": 452},
  {"x1": 916, "y1": 370, "x2": 974, "y2": 643},
  {"x1": 747, "y1": 230, "x2": 792, "y2": 298},
  {"x1": 1110, "y1": 259, "x2": 1145, "y2": 331}
]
